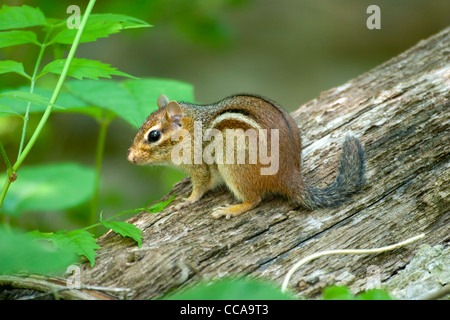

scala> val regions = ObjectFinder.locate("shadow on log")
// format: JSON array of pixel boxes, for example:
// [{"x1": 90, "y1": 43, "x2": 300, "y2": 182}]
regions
[{"x1": 76, "y1": 26, "x2": 450, "y2": 299}]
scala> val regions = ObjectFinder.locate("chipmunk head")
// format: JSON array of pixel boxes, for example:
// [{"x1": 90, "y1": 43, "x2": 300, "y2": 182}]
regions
[{"x1": 128, "y1": 95, "x2": 187, "y2": 165}]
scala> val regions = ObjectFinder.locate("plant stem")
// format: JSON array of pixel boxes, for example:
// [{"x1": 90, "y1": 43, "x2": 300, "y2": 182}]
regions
[
  {"x1": 14, "y1": 1, "x2": 96, "y2": 170},
  {"x1": 83, "y1": 194, "x2": 176, "y2": 232},
  {"x1": 0, "y1": 140, "x2": 13, "y2": 212},
  {"x1": 0, "y1": 0, "x2": 97, "y2": 211},
  {"x1": 89, "y1": 111, "x2": 110, "y2": 225},
  {"x1": 17, "y1": 28, "x2": 53, "y2": 161},
  {"x1": 0, "y1": 180, "x2": 9, "y2": 212},
  {"x1": 0, "y1": 141, "x2": 12, "y2": 221},
  {"x1": 0, "y1": 141, "x2": 12, "y2": 172}
]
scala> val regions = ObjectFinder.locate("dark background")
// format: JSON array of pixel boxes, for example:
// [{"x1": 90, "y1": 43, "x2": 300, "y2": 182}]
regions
[{"x1": 0, "y1": 0, "x2": 448, "y2": 230}]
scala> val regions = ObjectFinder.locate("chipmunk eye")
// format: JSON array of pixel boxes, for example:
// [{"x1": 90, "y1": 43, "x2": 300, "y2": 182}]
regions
[{"x1": 146, "y1": 130, "x2": 161, "y2": 143}]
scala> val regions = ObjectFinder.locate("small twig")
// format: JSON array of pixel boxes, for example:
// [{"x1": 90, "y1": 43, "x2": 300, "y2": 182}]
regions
[
  {"x1": 421, "y1": 284, "x2": 450, "y2": 300},
  {"x1": 281, "y1": 233, "x2": 425, "y2": 292}
]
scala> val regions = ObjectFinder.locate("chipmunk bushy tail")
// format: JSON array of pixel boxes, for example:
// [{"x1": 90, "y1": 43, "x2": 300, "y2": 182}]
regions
[{"x1": 299, "y1": 135, "x2": 365, "y2": 209}]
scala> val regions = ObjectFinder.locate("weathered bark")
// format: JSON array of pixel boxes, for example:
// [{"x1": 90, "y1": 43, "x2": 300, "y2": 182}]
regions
[{"x1": 78, "y1": 27, "x2": 449, "y2": 299}]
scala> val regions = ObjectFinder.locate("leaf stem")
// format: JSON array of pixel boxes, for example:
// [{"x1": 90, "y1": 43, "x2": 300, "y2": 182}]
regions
[
  {"x1": 0, "y1": 140, "x2": 12, "y2": 220},
  {"x1": 0, "y1": 141, "x2": 12, "y2": 172},
  {"x1": 89, "y1": 110, "x2": 111, "y2": 225},
  {"x1": 0, "y1": 0, "x2": 97, "y2": 211},
  {"x1": 17, "y1": 29, "x2": 52, "y2": 161},
  {"x1": 80, "y1": 208, "x2": 144, "y2": 232},
  {"x1": 0, "y1": 141, "x2": 14, "y2": 215},
  {"x1": 71, "y1": 193, "x2": 175, "y2": 233}
]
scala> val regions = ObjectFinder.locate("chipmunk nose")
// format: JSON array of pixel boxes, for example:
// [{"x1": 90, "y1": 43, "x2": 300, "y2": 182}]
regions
[{"x1": 127, "y1": 149, "x2": 136, "y2": 163}]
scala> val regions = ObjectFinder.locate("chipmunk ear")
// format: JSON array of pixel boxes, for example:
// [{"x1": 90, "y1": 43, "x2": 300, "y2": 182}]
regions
[
  {"x1": 157, "y1": 95, "x2": 169, "y2": 109},
  {"x1": 165, "y1": 101, "x2": 183, "y2": 120}
]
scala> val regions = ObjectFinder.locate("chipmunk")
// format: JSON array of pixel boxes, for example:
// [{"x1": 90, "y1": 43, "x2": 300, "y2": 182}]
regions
[{"x1": 128, "y1": 94, "x2": 365, "y2": 219}]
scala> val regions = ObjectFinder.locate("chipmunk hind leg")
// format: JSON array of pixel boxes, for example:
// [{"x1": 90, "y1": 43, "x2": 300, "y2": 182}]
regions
[{"x1": 212, "y1": 164, "x2": 262, "y2": 219}]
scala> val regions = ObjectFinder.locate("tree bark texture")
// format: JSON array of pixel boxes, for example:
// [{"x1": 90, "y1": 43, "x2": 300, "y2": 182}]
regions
[{"x1": 79, "y1": 27, "x2": 450, "y2": 299}]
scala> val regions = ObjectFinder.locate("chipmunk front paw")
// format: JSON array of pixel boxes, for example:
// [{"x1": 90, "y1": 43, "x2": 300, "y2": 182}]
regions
[{"x1": 172, "y1": 198, "x2": 192, "y2": 211}]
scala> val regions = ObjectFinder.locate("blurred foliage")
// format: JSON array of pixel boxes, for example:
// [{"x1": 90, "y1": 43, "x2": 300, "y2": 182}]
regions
[
  {"x1": 0, "y1": 163, "x2": 95, "y2": 216},
  {"x1": 165, "y1": 278, "x2": 393, "y2": 300},
  {"x1": 322, "y1": 285, "x2": 393, "y2": 300},
  {"x1": 0, "y1": 227, "x2": 77, "y2": 274},
  {"x1": 166, "y1": 278, "x2": 295, "y2": 300}
]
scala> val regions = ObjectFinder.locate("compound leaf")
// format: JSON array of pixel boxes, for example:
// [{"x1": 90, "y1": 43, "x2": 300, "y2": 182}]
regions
[{"x1": 41, "y1": 58, "x2": 137, "y2": 80}]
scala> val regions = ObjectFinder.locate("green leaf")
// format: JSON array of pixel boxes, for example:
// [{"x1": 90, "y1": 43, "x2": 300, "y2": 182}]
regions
[
  {"x1": 50, "y1": 13, "x2": 151, "y2": 44},
  {"x1": 57, "y1": 105, "x2": 105, "y2": 120},
  {"x1": 66, "y1": 80, "x2": 141, "y2": 126},
  {"x1": 0, "y1": 90, "x2": 50, "y2": 106},
  {"x1": 148, "y1": 194, "x2": 176, "y2": 213},
  {"x1": 0, "y1": 103, "x2": 23, "y2": 118},
  {"x1": 0, "y1": 5, "x2": 46, "y2": 30},
  {"x1": 101, "y1": 220, "x2": 142, "y2": 248},
  {"x1": 34, "y1": 86, "x2": 105, "y2": 119},
  {"x1": 0, "y1": 228, "x2": 77, "y2": 274},
  {"x1": 41, "y1": 58, "x2": 137, "y2": 80},
  {"x1": 167, "y1": 278, "x2": 294, "y2": 300},
  {"x1": 65, "y1": 78, "x2": 195, "y2": 128},
  {"x1": 0, "y1": 60, "x2": 28, "y2": 77},
  {"x1": 357, "y1": 289, "x2": 393, "y2": 300},
  {"x1": 0, "y1": 30, "x2": 39, "y2": 48},
  {"x1": 34, "y1": 86, "x2": 89, "y2": 109},
  {"x1": 63, "y1": 230, "x2": 101, "y2": 267},
  {"x1": 0, "y1": 85, "x2": 99, "y2": 117},
  {"x1": 0, "y1": 163, "x2": 96, "y2": 216},
  {"x1": 0, "y1": 86, "x2": 83, "y2": 115},
  {"x1": 322, "y1": 286, "x2": 355, "y2": 300}
]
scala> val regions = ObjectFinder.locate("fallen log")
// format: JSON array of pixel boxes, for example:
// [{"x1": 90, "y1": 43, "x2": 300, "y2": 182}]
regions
[{"x1": 59, "y1": 26, "x2": 450, "y2": 299}]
